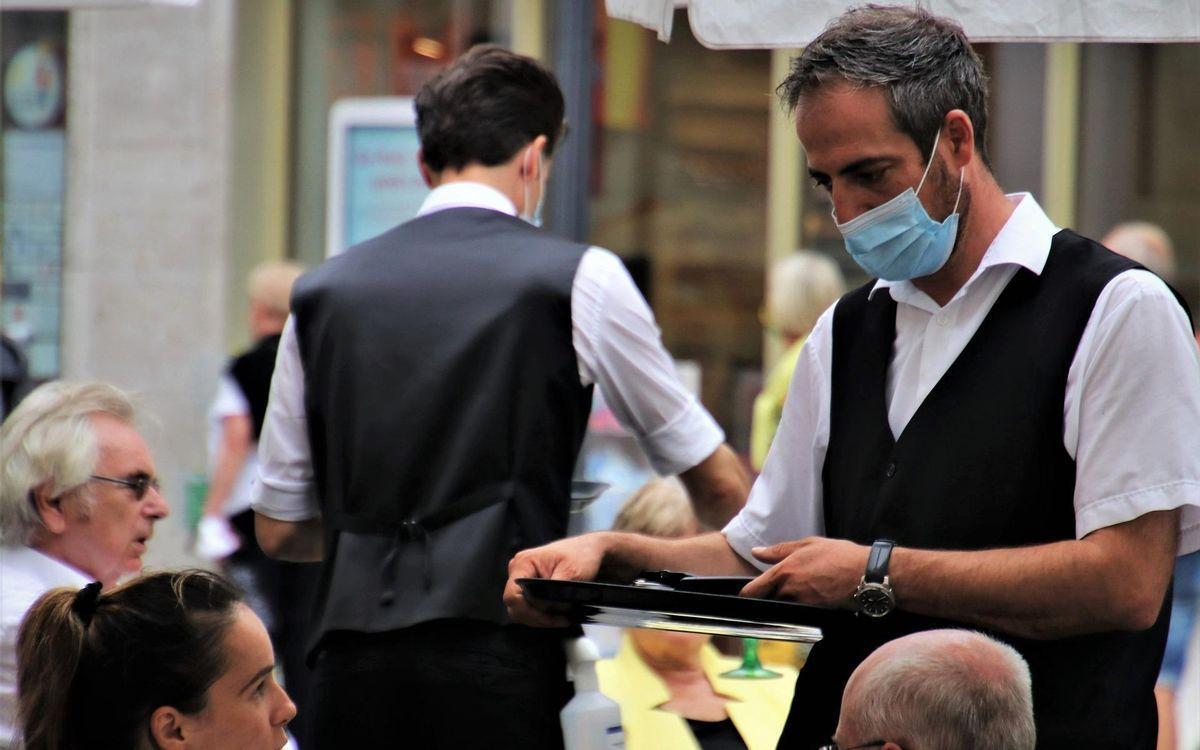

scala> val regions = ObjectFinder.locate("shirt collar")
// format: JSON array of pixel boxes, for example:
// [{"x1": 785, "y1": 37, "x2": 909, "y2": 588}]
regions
[
  {"x1": 867, "y1": 193, "x2": 1059, "y2": 305},
  {"x1": 15, "y1": 545, "x2": 93, "y2": 586},
  {"x1": 416, "y1": 181, "x2": 517, "y2": 218}
]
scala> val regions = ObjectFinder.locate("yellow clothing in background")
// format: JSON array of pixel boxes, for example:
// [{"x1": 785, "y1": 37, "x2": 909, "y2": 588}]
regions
[
  {"x1": 596, "y1": 634, "x2": 798, "y2": 750},
  {"x1": 751, "y1": 336, "x2": 807, "y2": 471}
]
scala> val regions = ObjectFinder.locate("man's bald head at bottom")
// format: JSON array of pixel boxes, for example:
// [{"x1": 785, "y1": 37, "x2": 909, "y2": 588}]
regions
[{"x1": 834, "y1": 629, "x2": 1035, "y2": 750}]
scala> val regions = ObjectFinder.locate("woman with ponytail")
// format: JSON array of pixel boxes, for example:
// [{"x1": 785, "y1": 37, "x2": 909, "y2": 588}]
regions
[{"x1": 16, "y1": 569, "x2": 295, "y2": 750}]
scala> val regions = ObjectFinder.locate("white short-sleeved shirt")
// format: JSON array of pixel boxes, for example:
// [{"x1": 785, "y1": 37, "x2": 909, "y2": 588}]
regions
[
  {"x1": 207, "y1": 374, "x2": 259, "y2": 517},
  {"x1": 0, "y1": 546, "x2": 90, "y2": 747},
  {"x1": 725, "y1": 194, "x2": 1200, "y2": 567},
  {"x1": 253, "y1": 182, "x2": 724, "y2": 521}
]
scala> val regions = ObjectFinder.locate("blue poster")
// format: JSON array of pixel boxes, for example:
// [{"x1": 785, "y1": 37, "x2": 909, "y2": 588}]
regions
[{"x1": 343, "y1": 125, "x2": 427, "y2": 248}]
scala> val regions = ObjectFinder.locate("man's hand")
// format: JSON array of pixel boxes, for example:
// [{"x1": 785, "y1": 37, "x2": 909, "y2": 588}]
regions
[
  {"x1": 742, "y1": 536, "x2": 869, "y2": 609},
  {"x1": 504, "y1": 533, "x2": 612, "y2": 628}
]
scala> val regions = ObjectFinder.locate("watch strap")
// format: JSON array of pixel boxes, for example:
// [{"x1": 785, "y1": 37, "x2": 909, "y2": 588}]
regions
[{"x1": 865, "y1": 539, "x2": 895, "y2": 584}]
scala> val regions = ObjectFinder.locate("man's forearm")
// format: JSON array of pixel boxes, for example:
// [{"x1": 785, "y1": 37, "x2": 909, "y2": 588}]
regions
[
  {"x1": 891, "y1": 510, "x2": 1179, "y2": 639},
  {"x1": 202, "y1": 417, "x2": 252, "y2": 517},
  {"x1": 679, "y1": 444, "x2": 752, "y2": 529},
  {"x1": 254, "y1": 513, "x2": 326, "y2": 562},
  {"x1": 600, "y1": 531, "x2": 758, "y2": 582}
]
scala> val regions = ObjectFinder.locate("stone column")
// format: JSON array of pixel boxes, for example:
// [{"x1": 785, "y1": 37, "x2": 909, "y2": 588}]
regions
[{"x1": 61, "y1": 0, "x2": 236, "y2": 567}]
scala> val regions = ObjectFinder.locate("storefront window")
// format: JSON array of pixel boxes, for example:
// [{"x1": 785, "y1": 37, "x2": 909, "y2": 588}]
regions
[
  {"x1": 590, "y1": 14, "x2": 772, "y2": 435},
  {"x1": 2, "y1": 11, "x2": 68, "y2": 380},
  {"x1": 290, "y1": 0, "x2": 506, "y2": 265},
  {"x1": 1078, "y1": 43, "x2": 1200, "y2": 312}
]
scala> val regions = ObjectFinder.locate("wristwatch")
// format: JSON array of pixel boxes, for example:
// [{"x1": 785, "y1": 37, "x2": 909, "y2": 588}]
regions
[{"x1": 853, "y1": 539, "x2": 896, "y2": 618}]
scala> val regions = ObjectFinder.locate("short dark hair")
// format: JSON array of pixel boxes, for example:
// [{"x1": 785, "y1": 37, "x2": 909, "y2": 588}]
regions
[
  {"x1": 778, "y1": 5, "x2": 991, "y2": 166},
  {"x1": 415, "y1": 45, "x2": 566, "y2": 172},
  {"x1": 18, "y1": 570, "x2": 243, "y2": 750}
]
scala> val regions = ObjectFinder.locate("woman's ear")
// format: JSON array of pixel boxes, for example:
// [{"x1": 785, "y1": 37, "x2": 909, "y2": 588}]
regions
[{"x1": 149, "y1": 706, "x2": 188, "y2": 750}]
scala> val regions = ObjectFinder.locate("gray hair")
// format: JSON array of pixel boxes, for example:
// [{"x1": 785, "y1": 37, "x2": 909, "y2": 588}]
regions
[
  {"x1": 778, "y1": 4, "x2": 991, "y2": 166},
  {"x1": 847, "y1": 630, "x2": 1035, "y2": 750},
  {"x1": 0, "y1": 381, "x2": 137, "y2": 546},
  {"x1": 1102, "y1": 221, "x2": 1176, "y2": 282},
  {"x1": 766, "y1": 251, "x2": 846, "y2": 338}
]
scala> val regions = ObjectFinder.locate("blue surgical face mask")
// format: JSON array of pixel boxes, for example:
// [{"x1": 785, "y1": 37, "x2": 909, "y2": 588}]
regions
[
  {"x1": 832, "y1": 129, "x2": 965, "y2": 281},
  {"x1": 521, "y1": 146, "x2": 546, "y2": 228}
]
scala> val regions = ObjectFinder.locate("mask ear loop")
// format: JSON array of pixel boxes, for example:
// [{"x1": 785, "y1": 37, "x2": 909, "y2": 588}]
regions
[
  {"x1": 917, "y1": 127, "x2": 966, "y2": 218},
  {"x1": 915, "y1": 128, "x2": 942, "y2": 196},
  {"x1": 521, "y1": 145, "x2": 535, "y2": 220}
]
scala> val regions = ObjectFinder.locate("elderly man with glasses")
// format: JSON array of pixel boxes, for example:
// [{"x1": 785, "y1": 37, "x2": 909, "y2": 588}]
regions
[
  {"x1": 824, "y1": 629, "x2": 1036, "y2": 750},
  {"x1": 0, "y1": 380, "x2": 169, "y2": 748}
]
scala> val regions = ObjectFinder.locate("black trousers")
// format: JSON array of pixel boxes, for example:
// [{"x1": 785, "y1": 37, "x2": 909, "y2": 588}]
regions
[{"x1": 311, "y1": 620, "x2": 571, "y2": 749}]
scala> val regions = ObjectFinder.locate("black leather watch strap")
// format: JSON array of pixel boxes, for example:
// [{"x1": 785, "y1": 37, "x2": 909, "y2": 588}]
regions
[{"x1": 865, "y1": 539, "x2": 895, "y2": 584}]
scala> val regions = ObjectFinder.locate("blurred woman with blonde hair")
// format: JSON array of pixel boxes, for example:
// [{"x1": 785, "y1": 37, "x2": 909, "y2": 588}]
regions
[{"x1": 597, "y1": 478, "x2": 796, "y2": 750}]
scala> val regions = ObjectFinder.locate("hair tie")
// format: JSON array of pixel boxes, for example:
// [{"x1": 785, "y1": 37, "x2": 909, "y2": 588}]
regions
[{"x1": 71, "y1": 581, "x2": 103, "y2": 626}]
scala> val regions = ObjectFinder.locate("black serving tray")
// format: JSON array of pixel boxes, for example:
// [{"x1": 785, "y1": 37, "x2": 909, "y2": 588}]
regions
[{"x1": 517, "y1": 576, "x2": 849, "y2": 643}]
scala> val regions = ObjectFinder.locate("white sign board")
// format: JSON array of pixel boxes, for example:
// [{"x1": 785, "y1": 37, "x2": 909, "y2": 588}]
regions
[{"x1": 325, "y1": 97, "x2": 429, "y2": 257}]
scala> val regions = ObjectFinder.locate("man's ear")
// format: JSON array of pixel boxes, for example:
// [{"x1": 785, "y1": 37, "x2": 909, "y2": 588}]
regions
[
  {"x1": 943, "y1": 108, "x2": 975, "y2": 169},
  {"x1": 521, "y1": 134, "x2": 550, "y2": 180},
  {"x1": 30, "y1": 482, "x2": 67, "y2": 535},
  {"x1": 149, "y1": 706, "x2": 188, "y2": 750},
  {"x1": 417, "y1": 149, "x2": 436, "y2": 188}
]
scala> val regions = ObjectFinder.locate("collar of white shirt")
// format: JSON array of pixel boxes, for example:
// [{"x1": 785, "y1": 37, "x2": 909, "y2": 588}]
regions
[
  {"x1": 3, "y1": 544, "x2": 91, "y2": 590},
  {"x1": 868, "y1": 192, "x2": 1060, "y2": 308},
  {"x1": 416, "y1": 181, "x2": 517, "y2": 219}
]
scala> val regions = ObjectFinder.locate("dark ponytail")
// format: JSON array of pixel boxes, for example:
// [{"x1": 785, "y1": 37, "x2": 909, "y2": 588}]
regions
[{"x1": 17, "y1": 570, "x2": 242, "y2": 750}]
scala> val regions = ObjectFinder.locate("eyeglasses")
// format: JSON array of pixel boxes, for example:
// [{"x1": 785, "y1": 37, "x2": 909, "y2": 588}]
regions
[
  {"x1": 89, "y1": 473, "x2": 161, "y2": 500},
  {"x1": 819, "y1": 742, "x2": 889, "y2": 750}
]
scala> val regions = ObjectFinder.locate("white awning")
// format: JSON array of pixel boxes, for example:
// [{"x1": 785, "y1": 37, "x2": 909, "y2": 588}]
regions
[
  {"x1": 605, "y1": 0, "x2": 1200, "y2": 46},
  {"x1": 4, "y1": 0, "x2": 198, "y2": 8}
]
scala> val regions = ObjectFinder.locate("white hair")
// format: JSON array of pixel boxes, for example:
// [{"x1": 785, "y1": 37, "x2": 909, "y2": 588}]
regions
[
  {"x1": 1102, "y1": 221, "x2": 1176, "y2": 282},
  {"x1": 766, "y1": 250, "x2": 846, "y2": 338},
  {"x1": 0, "y1": 381, "x2": 137, "y2": 546},
  {"x1": 847, "y1": 630, "x2": 1035, "y2": 750}
]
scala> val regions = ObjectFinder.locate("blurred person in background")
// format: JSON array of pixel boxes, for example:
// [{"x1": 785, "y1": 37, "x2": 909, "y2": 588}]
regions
[
  {"x1": 1102, "y1": 221, "x2": 1200, "y2": 750},
  {"x1": 195, "y1": 260, "x2": 318, "y2": 748},
  {"x1": 828, "y1": 629, "x2": 1035, "y2": 750},
  {"x1": 1102, "y1": 221, "x2": 1178, "y2": 282},
  {"x1": 251, "y1": 45, "x2": 749, "y2": 749},
  {"x1": 597, "y1": 477, "x2": 796, "y2": 750},
  {"x1": 16, "y1": 569, "x2": 295, "y2": 750},
  {"x1": 751, "y1": 250, "x2": 846, "y2": 471},
  {"x1": 0, "y1": 380, "x2": 169, "y2": 747},
  {"x1": 0, "y1": 334, "x2": 33, "y2": 422}
]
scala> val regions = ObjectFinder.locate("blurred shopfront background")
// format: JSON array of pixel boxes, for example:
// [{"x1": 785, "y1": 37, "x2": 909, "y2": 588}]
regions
[{"x1": 2, "y1": 0, "x2": 1197, "y2": 564}]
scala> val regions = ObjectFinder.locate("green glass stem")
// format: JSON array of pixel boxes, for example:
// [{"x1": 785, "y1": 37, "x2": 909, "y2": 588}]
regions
[{"x1": 719, "y1": 637, "x2": 782, "y2": 679}]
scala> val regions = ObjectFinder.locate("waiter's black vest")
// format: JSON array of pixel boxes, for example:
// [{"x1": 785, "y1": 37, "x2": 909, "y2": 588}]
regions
[
  {"x1": 291, "y1": 207, "x2": 592, "y2": 651},
  {"x1": 781, "y1": 231, "x2": 1183, "y2": 750},
  {"x1": 229, "y1": 333, "x2": 281, "y2": 441}
]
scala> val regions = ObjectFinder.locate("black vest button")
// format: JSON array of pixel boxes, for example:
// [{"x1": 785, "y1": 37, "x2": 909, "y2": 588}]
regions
[{"x1": 884, "y1": 462, "x2": 897, "y2": 478}]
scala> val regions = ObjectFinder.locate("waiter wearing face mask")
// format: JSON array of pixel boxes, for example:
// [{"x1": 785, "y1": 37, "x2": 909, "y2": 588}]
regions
[
  {"x1": 250, "y1": 46, "x2": 749, "y2": 750},
  {"x1": 505, "y1": 8, "x2": 1200, "y2": 749}
]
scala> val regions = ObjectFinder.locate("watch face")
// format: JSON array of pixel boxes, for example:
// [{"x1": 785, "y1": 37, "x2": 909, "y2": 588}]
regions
[{"x1": 856, "y1": 584, "x2": 894, "y2": 618}]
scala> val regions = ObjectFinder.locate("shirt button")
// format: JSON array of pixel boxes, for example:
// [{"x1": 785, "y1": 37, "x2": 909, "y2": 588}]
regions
[
  {"x1": 936, "y1": 315, "x2": 950, "y2": 327},
  {"x1": 884, "y1": 462, "x2": 897, "y2": 478}
]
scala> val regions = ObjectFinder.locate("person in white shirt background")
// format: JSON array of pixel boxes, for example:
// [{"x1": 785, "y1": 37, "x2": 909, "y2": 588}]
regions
[
  {"x1": 0, "y1": 380, "x2": 169, "y2": 748},
  {"x1": 195, "y1": 260, "x2": 319, "y2": 748}
]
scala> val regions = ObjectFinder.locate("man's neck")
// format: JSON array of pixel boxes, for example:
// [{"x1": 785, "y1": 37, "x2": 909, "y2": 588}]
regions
[
  {"x1": 431, "y1": 165, "x2": 520, "y2": 208},
  {"x1": 912, "y1": 175, "x2": 1015, "y2": 307},
  {"x1": 29, "y1": 538, "x2": 105, "y2": 585}
]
